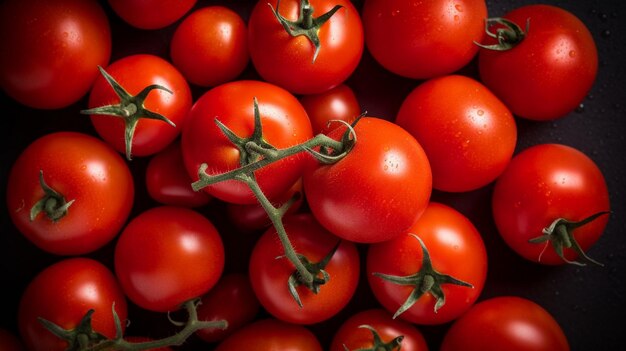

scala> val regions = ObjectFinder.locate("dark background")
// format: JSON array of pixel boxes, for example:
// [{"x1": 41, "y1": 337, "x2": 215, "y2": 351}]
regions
[{"x1": 1, "y1": 0, "x2": 625, "y2": 350}]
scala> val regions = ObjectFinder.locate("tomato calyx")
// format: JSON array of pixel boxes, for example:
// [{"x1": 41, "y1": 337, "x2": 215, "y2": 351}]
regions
[
  {"x1": 373, "y1": 234, "x2": 473, "y2": 318},
  {"x1": 30, "y1": 170, "x2": 75, "y2": 222},
  {"x1": 268, "y1": 0, "x2": 343, "y2": 62},
  {"x1": 342, "y1": 325, "x2": 404, "y2": 351},
  {"x1": 474, "y1": 17, "x2": 529, "y2": 51},
  {"x1": 529, "y1": 211, "x2": 610, "y2": 266},
  {"x1": 38, "y1": 308, "x2": 107, "y2": 351},
  {"x1": 80, "y1": 66, "x2": 176, "y2": 160}
]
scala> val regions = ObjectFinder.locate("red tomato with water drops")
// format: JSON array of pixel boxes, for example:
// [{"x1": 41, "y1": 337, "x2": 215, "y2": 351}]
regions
[
  {"x1": 396, "y1": 75, "x2": 517, "y2": 193},
  {"x1": 170, "y1": 6, "x2": 249, "y2": 87},
  {"x1": 114, "y1": 206, "x2": 225, "y2": 312},
  {"x1": 107, "y1": 0, "x2": 196, "y2": 30},
  {"x1": 477, "y1": 5, "x2": 598, "y2": 121},
  {"x1": 6, "y1": 132, "x2": 134, "y2": 255},
  {"x1": 18, "y1": 258, "x2": 128, "y2": 351},
  {"x1": 492, "y1": 144, "x2": 610, "y2": 265},
  {"x1": 299, "y1": 83, "x2": 361, "y2": 135},
  {"x1": 0, "y1": 0, "x2": 111, "y2": 109},
  {"x1": 214, "y1": 318, "x2": 322, "y2": 351}
]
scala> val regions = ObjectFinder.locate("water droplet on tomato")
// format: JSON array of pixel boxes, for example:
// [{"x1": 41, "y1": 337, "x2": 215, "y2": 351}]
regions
[
  {"x1": 568, "y1": 50, "x2": 576, "y2": 58},
  {"x1": 477, "y1": 110, "x2": 484, "y2": 116},
  {"x1": 455, "y1": 4, "x2": 463, "y2": 12}
]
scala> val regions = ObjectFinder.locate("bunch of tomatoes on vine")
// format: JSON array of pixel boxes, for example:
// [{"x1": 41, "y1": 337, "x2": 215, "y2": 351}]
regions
[{"x1": 0, "y1": 0, "x2": 611, "y2": 350}]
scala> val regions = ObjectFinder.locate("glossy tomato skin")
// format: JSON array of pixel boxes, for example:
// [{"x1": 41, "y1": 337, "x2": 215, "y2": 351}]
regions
[
  {"x1": 478, "y1": 5, "x2": 598, "y2": 121},
  {"x1": 299, "y1": 83, "x2": 361, "y2": 135},
  {"x1": 492, "y1": 144, "x2": 609, "y2": 265},
  {"x1": 107, "y1": 0, "x2": 196, "y2": 30},
  {"x1": 367, "y1": 202, "x2": 487, "y2": 325},
  {"x1": 170, "y1": 6, "x2": 249, "y2": 87},
  {"x1": 362, "y1": 0, "x2": 486, "y2": 79},
  {"x1": 6, "y1": 132, "x2": 134, "y2": 255},
  {"x1": 87, "y1": 54, "x2": 192, "y2": 158},
  {"x1": 396, "y1": 75, "x2": 517, "y2": 192},
  {"x1": 214, "y1": 318, "x2": 322, "y2": 351},
  {"x1": 440, "y1": 296, "x2": 570, "y2": 351},
  {"x1": 248, "y1": 0, "x2": 364, "y2": 94},
  {"x1": 114, "y1": 206, "x2": 225, "y2": 312},
  {"x1": 181, "y1": 80, "x2": 313, "y2": 204},
  {"x1": 0, "y1": 0, "x2": 111, "y2": 109},
  {"x1": 304, "y1": 117, "x2": 432, "y2": 243},
  {"x1": 330, "y1": 308, "x2": 429, "y2": 351},
  {"x1": 146, "y1": 140, "x2": 211, "y2": 208},
  {"x1": 249, "y1": 214, "x2": 360, "y2": 324},
  {"x1": 18, "y1": 258, "x2": 128, "y2": 351}
]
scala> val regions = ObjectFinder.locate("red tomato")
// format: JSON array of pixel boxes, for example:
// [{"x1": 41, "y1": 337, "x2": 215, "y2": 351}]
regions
[
  {"x1": 362, "y1": 0, "x2": 486, "y2": 79},
  {"x1": 0, "y1": 0, "x2": 111, "y2": 109},
  {"x1": 477, "y1": 5, "x2": 598, "y2": 120},
  {"x1": 214, "y1": 318, "x2": 322, "y2": 351},
  {"x1": 114, "y1": 206, "x2": 225, "y2": 312},
  {"x1": 170, "y1": 6, "x2": 249, "y2": 87},
  {"x1": 86, "y1": 54, "x2": 192, "y2": 159},
  {"x1": 249, "y1": 214, "x2": 360, "y2": 324},
  {"x1": 146, "y1": 140, "x2": 211, "y2": 208},
  {"x1": 492, "y1": 144, "x2": 610, "y2": 265},
  {"x1": 107, "y1": 0, "x2": 196, "y2": 30},
  {"x1": 367, "y1": 202, "x2": 487, "y2": 325},
  {"x1": 299, "y1": 83, "x2": 361, "y2": 135},
  {"x1": 6, "y1": 132, "x2": 134, "y2": 255},
  {"x1": 181, "y1": 80, "x2": 313, "y2": 204},
  {"x1": 195, "y1": 273, "x2": 260, "y2": 343},
  {"x1": 0, "y1": 328, "x2": 24, "y2": 351},
  {"x1": 304, "y1": 117, "x2": 432, "y2": 243},
  {"x1": 330, "y1": 308, "x2": 429, "y2": 351},
  {"x1": 18, "y1": 258, "x2": 128, "y2": 351},
  {"x1": 396, "y1": 75, "x2": 517, "y2": 192},
  {"x1": 440, "y1": 296, "x2": 570, "y2": 351},
  {"x1": 248, "y1": 0, "x2": 364, "y2": 94}
]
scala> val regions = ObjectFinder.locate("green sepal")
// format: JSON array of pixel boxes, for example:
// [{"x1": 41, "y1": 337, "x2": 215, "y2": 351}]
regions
[
  {"x1": 343, "y1": 324, "x2": 404, "y2": 351},
  {"x1": 474, "y1": 17, "x2": 529, "y2": 51},
  {"x1": 30, "y1": 170, "x2": 75, "y2": 222}
]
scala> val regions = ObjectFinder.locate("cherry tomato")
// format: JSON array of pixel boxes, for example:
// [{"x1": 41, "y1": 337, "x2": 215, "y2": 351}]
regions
[
  {"x1": 362, "y1": 0, "x2": 486, "y2": 79},
  {"x1": 440, "y1": 296, "x2": 570, "y2": 351},
  {"x1": 248, "y1": 0, "x2": 364, "y2": 94},
  {"x1": 107, "y1": 0, "x2": 196, "y2": 30},
  {"x1": 86, "y1": 54, "x2": 192, "y2": 159},
  {"x1": 477, "y1": 5, "x2": 598, "y2": 120},
  {"x1": 114, "y1": 206, "x2": 225, "y2": 312},
  {"x1": 146, "y1": 140, "x2": 211, "y2": 208},
  {"x1": 18, "y1": 258, "x2": 128, "y2": 351},
  {"x1": 249, "y1": 214, "x2": 360, "y2": 324},
  {"x1": 181, "y1": 80, "x2": 313, "y2": 204},
  {"x1": 0, "y1": 328, "x2": 24, "y2": 351},
  {"x1": 330, "y1": 308, "x2": 429, "y2": 351},
  {"x1": 299, "y1": 83, "x2": 361, "y2": 135},
  {"x1": 214, "y1": 318, "x2": 322, "y2": 351},
  {"x1": 0, "y1": 0, "x2": 111, "y2": 109},
  {"x1": 170, "y1": 6, "x2": 249, "y2": 87},
  {"x1": 492, "y1": 144, "x2": 610, "y2": 265},
  {"x1": 367, "y1": 202, "x2": 487, "y2": 325},
  {"x1": 6, "y1": 132, "x2": 134, "y2": 255},
  {"x1": 304, "y1": 117, "x2": 432, "y2": 243},
  {"x1": 396, "y1": 75, "x2": 517, "y2": 192}
]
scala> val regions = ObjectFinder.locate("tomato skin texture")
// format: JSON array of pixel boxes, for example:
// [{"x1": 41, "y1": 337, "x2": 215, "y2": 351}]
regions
[
  {"x1": 214, "y1": 318, "x2": 322, "y2": 351},
  {"x1": 304, "y1": 117, "x2": 432, "y2": 243},
  {"x1": 181, "y1": 80, "x2": 313, "y2": 204},
  {"x1": 396, "y1": 75, "x2": 517, "y2": 192},
  {"x1": 0, "y1": 0, "x2": 111, "y2": 109},
  {"x1": 478, "y1": 5, "x2": 598, "y2": 121},
  {"x1": 107, "y1": 0, "x2": 196, "y2": 30},
  {"x1": 248, "y1": 0, "x2": 364, "y2": 94},
  {"x1": 299, "y1": 84, "x2": 361, "y2": 135},
  {"x1": 330, "y1": 309, "x2": 429, "y2": 351},
  {"x1": 6, "y1": 132, "x2": 134, "y2": 255},
  {"x1": 18, "y1": 258, "x2": 128, "y2": 351},
  {"x1": 0, "y1": 328, "x2": 24, "y2": 351},
  {"x1": 114, "y1": 206, "x2": 225, "y2": 312},
  {"x1": 492, "y1": 144, "x2": 609, "y2": 265},
  {"x1": 146, "y1": 140, "x2": 211, "y2": 208},
  {"x1": 87, "y1": 54, "x2": 192, "y2": 158},
  {"x1": 362, "y1": 0, "x2": 486, "y2": 79},
  {"x1": 170, "y1": 6, "x2": 249, "y2": 87},
  {"x1": 249, "y1": 214, "x2": 360, "y2": 324},
  {"x1": 367, "y1": 202, "x2": 487, "y2": 325},
  {"x1": 440, "y1": 296, "x2": 569, "y2": 351}
]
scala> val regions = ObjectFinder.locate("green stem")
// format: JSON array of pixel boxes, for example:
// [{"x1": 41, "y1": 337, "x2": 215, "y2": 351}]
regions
[{"x1": 30, "y1": 170, "x2": 75, "y2": 222}]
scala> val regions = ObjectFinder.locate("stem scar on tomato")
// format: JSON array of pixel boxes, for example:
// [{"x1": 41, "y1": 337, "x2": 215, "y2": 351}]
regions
[
  {"x1": 474, "y1": 17, "x2": 530, "y2": 51},
  {"x1": 342, "y1": 325, "x2": 404, "y2": 351},
  {"x1": 30, "y1": 170, "x2": 75, "y2": 222}
]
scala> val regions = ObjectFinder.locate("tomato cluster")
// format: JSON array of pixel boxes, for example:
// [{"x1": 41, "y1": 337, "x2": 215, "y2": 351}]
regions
[{"x1": 0, "y1": 0, "x2": 623, "y2": 350}]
